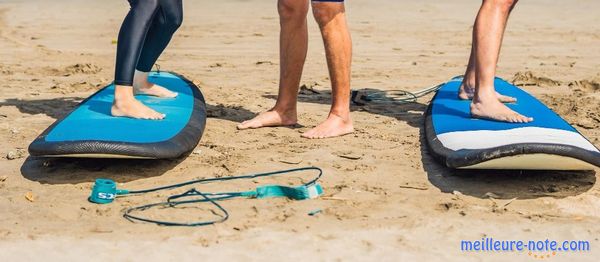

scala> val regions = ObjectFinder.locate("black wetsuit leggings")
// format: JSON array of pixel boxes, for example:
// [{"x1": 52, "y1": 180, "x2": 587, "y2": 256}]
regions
[{"x1": 114, "y1": 0, "x2": 183, "y2": 86}]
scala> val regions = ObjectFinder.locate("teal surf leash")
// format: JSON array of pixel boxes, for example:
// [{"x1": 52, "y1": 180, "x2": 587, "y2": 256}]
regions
[{"x1": 89, "y1": 167, "x2": 324, "y2": 227}]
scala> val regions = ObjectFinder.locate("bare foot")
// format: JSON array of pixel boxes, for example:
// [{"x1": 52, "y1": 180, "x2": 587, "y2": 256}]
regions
[
  {"x1": 301, "y1": 114, "x2": 354, "y2": 139},
  {"x1": 133, "y1": 71, "x2": 178, "y2": 98},
  {"x1": 458, "y1": 81, "x2": 516, "y2": 103},
  {"x1": 237, "y1": 109, "x2": 297, "y2": 130},
  {"x1": 470, "y1": 95, "x2": 533, "y2": 123},
  {"x1": 111, "y1": 97, "x2": 165, "y2": 120}
]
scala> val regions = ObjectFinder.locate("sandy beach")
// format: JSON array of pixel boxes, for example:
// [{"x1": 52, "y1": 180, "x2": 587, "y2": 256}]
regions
[{"x1": 1, "y1": 0, "x2": 600, "y2": 260}]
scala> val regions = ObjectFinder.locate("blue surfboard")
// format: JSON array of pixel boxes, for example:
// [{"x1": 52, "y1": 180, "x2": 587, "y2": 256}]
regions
[
  {"x1": 425, "y1": 77, "x2": 600, "y2": 170},
  {"x1": 29, "y1": 71, "x2": 206, "y2": 159}
]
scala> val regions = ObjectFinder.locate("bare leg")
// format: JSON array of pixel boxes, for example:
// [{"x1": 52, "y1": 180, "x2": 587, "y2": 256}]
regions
[
  {"x1": 237, "y1": 0, "x2": 309, "y2": 130},
  {"x1": 470, "y1": 0, "x2": 532, "y2": 123},
  {"x1": 301, "y1": 1, "x2": 354, "y2": 139},
  {"x1": 111, "y1": 85, "x2": 165, "y2": 120},
  {"x1": 459, "y1": 39, "x2": 515, "y2": 103},
  {"x1": 133, "y1": 70, "x2": 178, "y2": 98}
]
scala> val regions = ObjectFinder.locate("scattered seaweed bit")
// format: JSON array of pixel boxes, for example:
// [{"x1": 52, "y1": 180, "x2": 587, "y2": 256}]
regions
[
  {"x1": 483, "y1": 192, "x2": 501, "y2": 199},
  {"x1": 398, "y1": 184, "x2": 428, "y2": 191},
  {"x1": 255, "y1": 60, "x2": 275, "y2": 65},
  {"x1": 308, "y1": 209, "x2": 322, "y2": 216},
  {"x1": 25, "y1": 192, "x2": 35, "y2": 202},
  {"x1": 276, "y1": 158, "x2": 303, "y2": 165},
  {"x1": 336, "y1": 152, "x2": 362, "y2": 160},
  {"x1": 512, "y1": 71, "x2": 561, "y2": 87},
  {"x1": 299, "y1": 83, "x2": 321, "y2": 95}
]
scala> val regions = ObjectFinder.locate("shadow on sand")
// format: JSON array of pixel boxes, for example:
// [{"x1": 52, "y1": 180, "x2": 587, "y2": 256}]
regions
[
  {"x1": 206, "y1": 103, "x2": 257, "y2": 123},
  {"x1": 0, "y1": 97, "x2": 83, "y2": 119},
  {"x1": 263, "y1": 87, "x2": 428, "y2": 128},
  {"x1": 20, "y1": 156, "x2": 185, "y2": 184}
]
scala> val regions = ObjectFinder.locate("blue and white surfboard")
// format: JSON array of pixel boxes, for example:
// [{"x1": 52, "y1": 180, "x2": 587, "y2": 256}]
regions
[
  {"x1": 29, "y1": 72, "x2": 207, "y2": 159},
  {"x1": 425, "y1": 77, "x2": 600, "y2": 170}
]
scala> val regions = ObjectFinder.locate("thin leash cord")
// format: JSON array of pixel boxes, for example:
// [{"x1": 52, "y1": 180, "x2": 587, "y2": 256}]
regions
[
  {"x1": 122, "y1": 167, "x2": 323, "y2": 227},
  {"x1": 352, "y1": 76, "x2": 462, "y2": 105},
  {"x1": 126, "y1": 166, "x2": 322, "y2": 194},
  {"x1": 358, "y1": 84, "x2": 442, "y2": 104},
  {"x1": 123, "y1": 189, "x2": 231, "y2": 227}
]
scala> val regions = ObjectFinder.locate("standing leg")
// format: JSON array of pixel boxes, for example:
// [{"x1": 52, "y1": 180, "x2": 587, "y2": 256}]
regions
[
  {"x1": 237, "y1": 0, "x2": 310, "y2": 129},
  {"x1": 458, "y1": 44, "x2": 478, "y2": 100},
  {"x1": 301, "y1": 0, "x2": 353, "y2": 139},
  {"x1": 470, "y1": 0, "x2": 532, "y2": 123},
  {"x1": 112, "y1": 0, "x2": 165, "y2": 120},
  {"x1": 458, "y1": 3, "x2": 516, "y2": 103},
  {"x1": 133, "y1": 0, "x2": 183, "y2": 98}
]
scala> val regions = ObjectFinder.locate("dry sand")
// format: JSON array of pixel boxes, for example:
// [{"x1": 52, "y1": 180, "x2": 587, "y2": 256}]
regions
[{"x1": 1, "y1": 0, "x2": 600, "y2": 261}]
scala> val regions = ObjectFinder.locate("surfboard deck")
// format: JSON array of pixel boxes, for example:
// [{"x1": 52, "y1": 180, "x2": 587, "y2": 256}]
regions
[
  {"x1": 29, "y1": 71, "x2": 207, "y2": 159},
  {"x1": 425, "y1": 77, "x2": 600, "y2": 170}
]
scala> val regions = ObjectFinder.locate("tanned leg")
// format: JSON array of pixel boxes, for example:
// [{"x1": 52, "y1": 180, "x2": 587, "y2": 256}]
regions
[
  {"x1": 301, "y1": 1, "x2": 353, "y2": 139},
  {"x1": 237, "y1": 0, "x2": 309, "y2": 129},
  {"x1": 470, "y1": 0, "x2": 532, "y2": 123}
]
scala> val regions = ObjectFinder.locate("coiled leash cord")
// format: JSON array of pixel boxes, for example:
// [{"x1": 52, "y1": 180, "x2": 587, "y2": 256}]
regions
[
  {"x1": 89, "y1": 167, "x2": 324, "y2": 227},
  {"x1": 350, "y1": 78, "x2": 457, "y2": 106}
]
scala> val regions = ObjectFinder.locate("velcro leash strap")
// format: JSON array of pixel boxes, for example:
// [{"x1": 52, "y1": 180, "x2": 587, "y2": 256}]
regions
[{"x1": 250, "y1": 184, "x2": 323, "y2": 200}]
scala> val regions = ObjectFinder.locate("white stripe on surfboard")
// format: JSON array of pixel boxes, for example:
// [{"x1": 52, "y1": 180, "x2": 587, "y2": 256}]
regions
[{"x1": 437, "y1": 127, "x2": 599, "y2": 152}]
